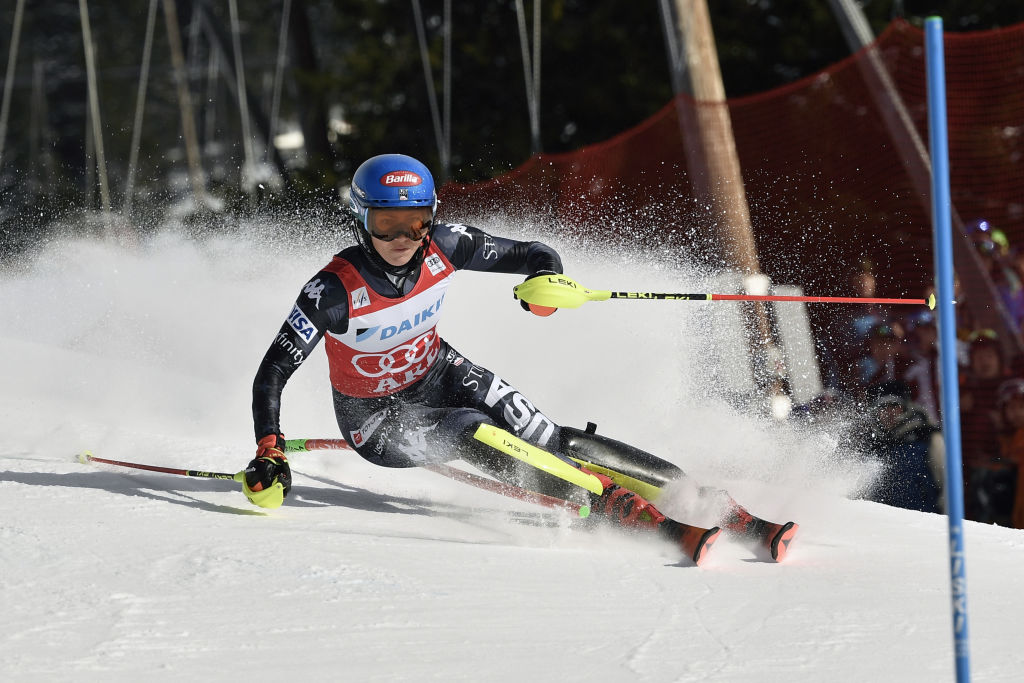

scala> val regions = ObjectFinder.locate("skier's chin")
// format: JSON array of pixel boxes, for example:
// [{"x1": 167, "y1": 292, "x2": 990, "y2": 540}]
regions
[
  {"x1": 379, "y1": 249, "x2": 417, "y2": 266},
  {"x1": 371, "y1": 237, "x2": 421, "y2": 266}
]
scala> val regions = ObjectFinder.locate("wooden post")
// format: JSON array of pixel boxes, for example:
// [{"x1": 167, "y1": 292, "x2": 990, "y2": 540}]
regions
[
  {"x1": 268, "y1": 0, "x2": 293, "y2": 162},
  {"x1": 672, "y1": 0, "x2": 781, "y2": 400},
  {"x1": 514, "y1": 0, "x2": 542, "y2": 156},
  {"x1": 163, "y1": 0, "x2": 207, "y2": 206},
  {"x1": 78, "y1": 0, "x2": 116, "y2": 237},
  {"x1": 673, "y1": 0, "x2": 760, "y2": 274},
  {"x1": 124, "y1": 0, "x2": 160, "y2": 219},
  {"x1": 28, "y1": 59, "x2": 40, "y2": 188},
  {"x1": 227, "y1": 0, "x2": 257, "y2": 200},
  {"x1": 0, "y1": 0, "x2": 26, "y2": 172},
  {"x1": 79, "y1": 0, "x2": 112, "y2": 222}
]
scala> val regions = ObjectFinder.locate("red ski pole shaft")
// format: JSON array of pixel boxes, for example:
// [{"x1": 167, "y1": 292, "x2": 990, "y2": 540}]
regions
[
  {"x1": 708, "y1": 293, "x2": 932, "y2": 307},
  {"x1": 422, "y1": 464, "x2": 588, "y2": 517},
  {"x1": 78, "y1": 451, "x2": 242, "y2": 481},
  {"x1": 608, "y1": 291, "x2": 934, "y2": 308}
]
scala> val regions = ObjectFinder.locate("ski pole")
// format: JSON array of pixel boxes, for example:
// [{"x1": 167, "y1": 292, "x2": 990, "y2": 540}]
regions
[
  {"x1": 283, "y1": 438, "x2": 590, "y2": 518},
  {"x1": 423, "y1": 463, "x2": 589, "y2": 517},
  {"x1": 81, "y1": 445, "x2": 587, "y2": 516},
  {"x1": 513, "y1": 274, "x2": 936, "y2": 310},
  {"x1": 78, "y1": 451, "x2": 244, "y2": 481}
]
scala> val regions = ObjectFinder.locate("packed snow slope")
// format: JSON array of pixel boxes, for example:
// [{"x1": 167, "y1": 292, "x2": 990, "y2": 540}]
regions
[{"x1": 2, "y1": 224, "x2": 1023, "y2": 682}]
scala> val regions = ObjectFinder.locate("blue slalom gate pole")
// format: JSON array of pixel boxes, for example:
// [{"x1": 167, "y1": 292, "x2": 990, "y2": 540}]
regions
[{"x1": 925, "y1": 16, "x2": 971, "y2": 682}]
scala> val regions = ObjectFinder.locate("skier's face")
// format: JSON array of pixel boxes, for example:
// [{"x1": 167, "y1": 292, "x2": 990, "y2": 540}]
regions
[
  {"x1": 877, "y1": 403, "x2": 903, "y2": 431},
  {"x1": 366, "y1": 207, "x2": 431, "y2": 266},
  {"x1": 914, "y1": 324, "x2": 937, "y2": 348},
  {"x1": 1005, "y1": 398, "x2": 1024, "y2": 430},
  {"x1": 371, "y1": 232, "x2": 424, "y2": 266},
  {"x1": 970, "y1": 345, "x2": 1002, "y2": 379}
]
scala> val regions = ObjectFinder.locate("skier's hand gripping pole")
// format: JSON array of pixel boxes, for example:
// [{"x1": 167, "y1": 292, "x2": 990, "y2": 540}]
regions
[
  {"x1": 78, "y1": 440, "x2": 291, "y2": 510},
  {"x1": 242, "y1": 435, "x2": 292, "y2": 509},
  {"x1": 518, "y1": 273, "x2": 560, "y2": 317}
]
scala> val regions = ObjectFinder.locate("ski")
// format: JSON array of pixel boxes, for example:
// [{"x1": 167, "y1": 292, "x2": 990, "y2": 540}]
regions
[
  {"x1": 287, "y1": 438, "x2": 719, "y2": 565},
  {"x1": 79, "y1": 445, "x2": 722, "y2": 565},
  {"x1": 422, "y1": 463, "x2": 591, "y2": 519},
  {"x1": 577, "y1": 459, "x2": 801, "y2": 562}
]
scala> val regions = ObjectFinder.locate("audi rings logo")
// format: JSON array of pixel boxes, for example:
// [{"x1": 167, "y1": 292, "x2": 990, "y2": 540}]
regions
[{"x1": 352, "y1": 331, "x2": 436, "y2": 378}]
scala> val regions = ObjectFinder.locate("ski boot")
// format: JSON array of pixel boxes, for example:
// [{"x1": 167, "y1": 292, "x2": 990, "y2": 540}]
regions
[
  {"x1": 719, "y1": 495, "x2": 799, "y2": 562},
  {"x1": 585, "y1": 469, "x2": 720, "y2": 565}
]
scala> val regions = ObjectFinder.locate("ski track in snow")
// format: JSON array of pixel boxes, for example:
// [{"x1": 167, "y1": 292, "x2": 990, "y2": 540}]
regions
[{"x1": 2, "y1": 227, "x2": 1024, "y2": 681}]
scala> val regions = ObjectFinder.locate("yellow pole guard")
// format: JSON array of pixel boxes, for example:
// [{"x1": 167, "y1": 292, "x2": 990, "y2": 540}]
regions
[
  {"x1": 472, "y1": 424, "x2": 605, "y2": 495},
  {"x1": 512, "y1": 274, "x2": 610, "y2": 309}
]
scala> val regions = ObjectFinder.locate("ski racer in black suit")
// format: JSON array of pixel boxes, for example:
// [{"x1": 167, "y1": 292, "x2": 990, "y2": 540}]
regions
[{"x1": 242, "y1": 154, "x2": 781, "y2": 565}]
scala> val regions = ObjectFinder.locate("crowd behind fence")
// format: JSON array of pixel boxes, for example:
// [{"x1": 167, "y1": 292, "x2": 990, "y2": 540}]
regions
[
  {"x1": 438, "y1": 20, "x2": 1024, "y2": 527},
  {"x1": 805, "y1": 225, "x2": 1024, "y2": 528}
]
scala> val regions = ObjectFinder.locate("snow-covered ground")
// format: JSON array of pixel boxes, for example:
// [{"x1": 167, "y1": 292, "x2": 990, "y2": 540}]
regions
[{"x1": 2, "y1": 224, "x2": 1023, "y2": 682}]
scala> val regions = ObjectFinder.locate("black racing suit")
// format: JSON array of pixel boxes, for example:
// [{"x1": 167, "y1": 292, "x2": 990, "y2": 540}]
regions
[
  {"x1": 254, "y1": 223, "x2": 576, "y2": 492},
  {"x1": 253, "y1": 222, "x2": 686, "y2": 497}
]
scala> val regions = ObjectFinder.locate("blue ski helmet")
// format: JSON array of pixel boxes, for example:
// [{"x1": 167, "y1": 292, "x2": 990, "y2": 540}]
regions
[
  {"x1": 347, "y1": 154, "x2": 438, "y2": 275},
  {"x1": 349, "y1": 154, "x2": 437, "y2": 222}
]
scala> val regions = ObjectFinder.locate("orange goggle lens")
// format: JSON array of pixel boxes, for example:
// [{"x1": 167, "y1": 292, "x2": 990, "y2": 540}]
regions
[{"x1": 367, "y1": 208, "x2": 433, "y2": 242}]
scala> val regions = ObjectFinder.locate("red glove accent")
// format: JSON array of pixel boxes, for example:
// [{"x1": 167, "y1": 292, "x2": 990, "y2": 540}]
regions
[
  {"x1": 256, "y1": 434, "x2": 285, "y2": 459},
  {"x1": 247, "y1": 434, "x2": 291, "y2": 495}
]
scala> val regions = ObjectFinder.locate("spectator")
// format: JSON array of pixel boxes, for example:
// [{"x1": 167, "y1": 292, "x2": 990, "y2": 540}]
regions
[
  {"x1": 943, "y1": 275, "x2": 980, "y2": 367},
  {"x1": 857, "y1": 380, "x2": 942, "y2": 513},
  {"x1": 826, "y1": 261, "x2": 892, "y2": 395},
  {"x1": 901, "y1": 310, "x2": 940, "y2": 424},
  {"x1": 960, "y1": 329, "x2": 1011, "y2": 522},
  {"x1": 1008, "y1": 247, "x2": 1024, "y2": 299},
  {"x1": 966, "y1": 219, "x2": 1024, "y2": 329},
  {"x1": 996, "y1": 379, "x2": 1024, "y2": 528},
  {"x1": 853, "y1": 323, "x2": 907, "y2": 398}
]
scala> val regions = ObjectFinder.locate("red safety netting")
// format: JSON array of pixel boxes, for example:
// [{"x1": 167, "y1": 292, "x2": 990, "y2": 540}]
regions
[{"x1": 438, "y1": 19, "x2": 1024, "y2": 301}]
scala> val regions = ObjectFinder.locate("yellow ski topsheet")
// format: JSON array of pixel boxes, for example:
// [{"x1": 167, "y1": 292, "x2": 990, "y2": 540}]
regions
[
  {"x1": 568, "y1": 459, "x2": 663, "y2": 502},
  {"x1": 472, "y1": 424, "x2": 605, "y2": 495}
]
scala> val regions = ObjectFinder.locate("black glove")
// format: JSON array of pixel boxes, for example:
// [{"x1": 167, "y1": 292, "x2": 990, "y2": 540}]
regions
[
  {"x1": 243, "y1": 434, "x2": 292, "y2": 508},
  {"x1": 520, "y1": 271, "x2": 559, "y2": 316}
]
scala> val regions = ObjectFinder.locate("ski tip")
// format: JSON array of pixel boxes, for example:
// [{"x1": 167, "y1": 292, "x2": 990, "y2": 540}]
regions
[
  {"x1": 661, "y1": 521, "x2": 723, "y2": 567},
  {"x1": 693, "y1": 526, "x2": 722, "y2": 566},
  {"x1": 770, "y1": 522, "x2": 799, "y2": 562}
]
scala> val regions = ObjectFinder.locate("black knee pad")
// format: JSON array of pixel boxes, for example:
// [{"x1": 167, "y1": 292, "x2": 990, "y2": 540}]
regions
[{"x1": 559, "y1": 424, "x2": 685, "y2": 487}]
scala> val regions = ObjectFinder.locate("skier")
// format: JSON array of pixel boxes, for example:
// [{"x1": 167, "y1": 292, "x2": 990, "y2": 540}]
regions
[{"x1": 245, "y1": 153, "x2": 792, "y2": 562}]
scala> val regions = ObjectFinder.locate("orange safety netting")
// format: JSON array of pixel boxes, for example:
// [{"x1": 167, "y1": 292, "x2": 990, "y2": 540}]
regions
[{"x1": 437, "y1": 19, "x2": 1024, "y2": 301}]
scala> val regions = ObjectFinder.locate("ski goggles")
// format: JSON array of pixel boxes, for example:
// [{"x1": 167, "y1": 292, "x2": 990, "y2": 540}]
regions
[{"x1": 365, "y1": 207, "x2": 433, "y2": 242}]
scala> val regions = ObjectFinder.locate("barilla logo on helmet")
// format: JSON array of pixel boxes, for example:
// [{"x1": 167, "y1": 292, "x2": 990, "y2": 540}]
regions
[{"x1": 380, "y1": 171, "x2": 422, "y2": 187}]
